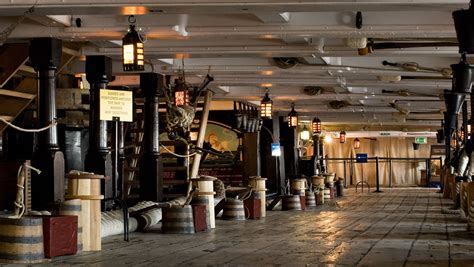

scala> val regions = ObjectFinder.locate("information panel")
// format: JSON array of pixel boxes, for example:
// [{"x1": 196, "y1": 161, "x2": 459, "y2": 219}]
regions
[
  {"x1": 99, "y1": 89, "x2": 133, "y2": 122},
  {"x1": 356, "y1": 153, "x2": 368, "y2": 163}
]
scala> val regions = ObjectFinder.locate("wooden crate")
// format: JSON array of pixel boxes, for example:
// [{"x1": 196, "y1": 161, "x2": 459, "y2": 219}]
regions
[{"x1": 42, "y1": 215, "x2": 78, "y2": 258}]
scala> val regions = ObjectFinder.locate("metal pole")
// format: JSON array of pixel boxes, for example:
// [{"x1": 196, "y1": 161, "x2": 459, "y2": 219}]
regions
[
  {"x1": 374, "y1": 156, "x2": 382, "y2": 192},
  {"x1": 389, "y1": 159, "x2": 393, "y2": 188},
  {"x1": 343, "y1": 160, "x2": 347, "y2": 188},
  {"x1": 112, "y1": 117, "x2": 119, "y2": 199}
]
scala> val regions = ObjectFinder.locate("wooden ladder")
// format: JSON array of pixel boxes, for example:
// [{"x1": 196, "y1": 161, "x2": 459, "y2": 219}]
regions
[{"x1": 124, "y1": 99, "x2": 145, "y2": 199}]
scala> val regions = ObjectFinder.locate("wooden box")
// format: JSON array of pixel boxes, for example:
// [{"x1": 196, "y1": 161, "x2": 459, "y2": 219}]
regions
[
  {"x1": 192, "y1": 204, "x2": 208, "y2": 232},
  {"x1": 42, "y1": 215, "x2": 78, "y2": 258},
  {"x1": 244, "y1": 198, "x2": 261, "y2": 219}
]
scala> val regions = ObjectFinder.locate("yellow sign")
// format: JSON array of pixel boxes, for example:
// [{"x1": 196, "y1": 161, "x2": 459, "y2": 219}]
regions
[{"x1": 99, "y1": 89, "x2": 133, "y2": 122}]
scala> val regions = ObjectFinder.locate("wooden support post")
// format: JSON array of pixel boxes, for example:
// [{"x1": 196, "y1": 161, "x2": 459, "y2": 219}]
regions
[
  {"x1": 30, "y1": 38, "x2": 65, "y2": 210},
  {"x1": 242, "y1": 131, "x2": 260, "y2": 179},
  {"x1": 84, "y1": 56, "x2": 113, "y2": 210},
  {"x1": 189, "y1": 90, "x2": 213, "y2": 193},
  {"x1": 139, "y1": 73, "x2": 164, "y2": 201}
]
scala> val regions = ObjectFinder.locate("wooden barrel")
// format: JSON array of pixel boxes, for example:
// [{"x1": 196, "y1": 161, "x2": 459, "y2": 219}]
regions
[
  {"x1": 282, "y1": 195, "x2": 302, "y2": 211},
  {"x1": 0, "y1": 216, "x2": 45, "y2": 264},
  {"x1": 305, "y1": 191, "x2": 316, "y2": 207},
  {"x1": 58, "y1": 200, "x2": 82, "y2": 252},
  {"x1": 65, "y1": 173, "x2": 103, "y2": 252},
  {"x1": 190, "y1": 196, "x2": 211, "y2": 229},
  {"x1": 222, "y1": 199, "x2": 246, "y2": 220},
  {"x1": 162, "y1": 206, "x2": 195, "y2": 234},
  {"x1": 324, "y1": 188, "x2": 331, "y2": 201},
  {"x1": 191, "y1": 177, "x2": 216, "y2": 228},
  {"x1": 249, "y1": 176, "x2": 267, "y2": 217},
  {"x1": 291, "y1": 179, "x2": 307, "y2": 196},
  {"x1": 311, "y1": 176, "x2": 324, "y2": 190}
]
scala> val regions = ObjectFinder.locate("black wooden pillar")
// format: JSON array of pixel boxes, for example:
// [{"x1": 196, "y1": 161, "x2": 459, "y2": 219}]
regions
[
  {"x1": 84, "y1": 56, "x2": 113, "y2": 209},
  {"x1": 30, "y1": 38, "x2": 65, "y2": 210},
  {"x1": 280, "y1": 117, "x2": 298, "y2": 176},
  {"x1": 243, "y1": 132, "x2": 261, "y2": 179},
  {"x1": 139, "y1": 73, "x2": 164, "y2": 201}
]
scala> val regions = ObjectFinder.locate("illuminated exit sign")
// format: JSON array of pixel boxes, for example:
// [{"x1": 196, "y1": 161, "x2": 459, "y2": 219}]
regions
[{"x1": 415, "y1": 137, "x2": 427, "y2": 144}]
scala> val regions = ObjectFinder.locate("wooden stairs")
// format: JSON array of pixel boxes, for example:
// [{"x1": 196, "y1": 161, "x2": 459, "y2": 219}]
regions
[
  {"x1": 0, "y1": 43, "x2": 81, "y2": 136},
  {"x1": 124, "y1": 96, "x2": 207, "y2": 201}
]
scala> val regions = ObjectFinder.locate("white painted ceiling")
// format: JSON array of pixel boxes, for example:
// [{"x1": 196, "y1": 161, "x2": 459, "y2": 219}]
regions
[{"x1": 0, "y1": 0, "x2": 471, "y2": 135}]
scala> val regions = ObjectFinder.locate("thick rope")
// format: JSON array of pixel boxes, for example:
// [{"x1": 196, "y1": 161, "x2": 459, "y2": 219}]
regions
[{"x1": 0, "y1": 117, "x2": 57, "y2": 133}]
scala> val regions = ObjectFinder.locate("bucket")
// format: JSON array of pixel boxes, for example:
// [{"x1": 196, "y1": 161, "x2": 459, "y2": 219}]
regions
[
  {"x1": 222, "y1": 199, "x2": 246, "y2": 221},
  {"x1": 162, "y1": 205, "x2": 195, "y2": 234},
  {"x1": 0, "y1": 216, "x2": 45, "y2": 264},
  {"x1": 311, "y1": 176, "x2": 324, "y2": 190},
  {"x1": 323, "y1": 173, "x2": 335, "y2": 184},
  {"x1": 191, "y1": 177, "x2": 216, "y2": 228},
  {"x1": 323, "y1": 188, "x2": 331, "y2": 201},
  {"x1": 65, "y1": 173, "x2": 104, "y2": 201},
  {"x1": 190, "y1": 196, "x2": 211, "y2": 229},
  {"x1": 58, "y1": 199, "x2": 82, "y2": 252},
  {"x1": 282, "y1": 195, "x2": 302, "y2": 211},
  {"x1": 248, "y1": 176, "x2": 267, "y2": 218},
  {"x1": 291, "y1": 178, "x2": 307, "y2": 196},
  {"x1": 305, "y1": 191, "x2": 316, "y2": 207}
]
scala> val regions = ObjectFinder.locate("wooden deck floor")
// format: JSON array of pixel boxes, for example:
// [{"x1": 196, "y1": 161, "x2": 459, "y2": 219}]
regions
[{"x1": 10, "y1": 188, "x2": 474, "y2": 266}]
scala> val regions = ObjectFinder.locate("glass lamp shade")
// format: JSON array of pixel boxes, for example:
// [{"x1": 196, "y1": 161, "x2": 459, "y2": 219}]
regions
[
  {"x1": 353, "y1": 138, "x2": 361, "y2": 149},
  {"x1": 174, "y1": 79, "x2": 188, "y2": 107},
  {"x1": 122, "y1": 24, "x2": 145, "y2": 71},
  {"x1": 312, "y1": 117, "x2": 321, "y2": 134},
  {"x1": 260, "y1": 92, "x2": 272, "y2": 119},
  {"x1": 467, "y1": 118, "x2": 474, "y2": 136},
  {"x1": 339, "y1": 131, "x2": 346, "y2": 143},
  {"x1": 300, "y1": 125, "x2": 310, "y2": 141},
  {"x1": 288, "y1": 104, "x2": 298, "y2": 128}
]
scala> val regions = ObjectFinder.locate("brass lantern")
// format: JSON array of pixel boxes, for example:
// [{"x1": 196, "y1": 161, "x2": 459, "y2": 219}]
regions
[
  {"x1": 288, "y1": 103, "x2": 298, "y2": 128},
  {"x1": 339, "y1": 131, "x2": 346, "y2": 143},
  {"x1": 174, "y1": 78, "x2": 188, "y2": 107},
  {"x1": 260, "y1": 89, "x2": 272, "y2": 119},
  {"x1": 312, "y1": 117, "x2": 321, "y2": 134},
  {"x1": 122, "y1": 15, "x2": 145, "y2": 71},
  {"x1": 353, "y1": 138, "x2": 361, "y2": 149}
]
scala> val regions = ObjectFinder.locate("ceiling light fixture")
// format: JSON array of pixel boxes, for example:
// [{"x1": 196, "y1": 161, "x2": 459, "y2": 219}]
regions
[
  {"x1": 353, "y1": 138, "x2": 361, "y2": 149},
  {"x1": 174, "y1": 78, "x2": 188, "y2": 107},
  {"x1": 339, "y1": 130, "x2": 346, "y2": 144},
  {"x1": 122, "y1": 15, "x2": 145, "y2": 71},
  {"x1": 300, "y1": 125, "x2": 310, "y2": 141},
  {"x1": 260, "y1": 88, "x2": 272, "y2": 119},
  {"x1": 288, "y1": 103, "x2": 298, "y2": 128},
  {"x1": 312, "y1": 117, "x2": 322, "y2": 134}
]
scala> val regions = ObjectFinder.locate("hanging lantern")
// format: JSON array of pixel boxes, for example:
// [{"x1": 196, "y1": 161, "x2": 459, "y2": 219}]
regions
[
  {"x1": 312, "y1": 117, "x2": 321, "y2": 134},
  {"x1": 468, "y1": 118, "x2": 474, "y2": 137},
  {"x1": 122, "y1": 15, "x2": 145, "y2": 71},
  {"x1": 287, "y1": 103, "x2": 298, "y2": 128},
  {"x1": 174, "y1": 78, "x2": 188, "y2": 107},
  {"x1": 353, "y1": 138, "x2": 361, "y2": 149},
  {"x1": 300, "y1": 125, "x2": 310, "y2": 141},
  {"x1": 260, "y1": 89, "x2": 272, "y2": 119},
  {"x1": 339, "y1": 131, "x2": 346, "y2": 143}
]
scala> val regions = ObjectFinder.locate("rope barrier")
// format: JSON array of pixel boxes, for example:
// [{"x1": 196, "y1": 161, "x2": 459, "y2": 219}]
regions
[
  {"x1": 0, "y1": 117, "x2": 57, "y2": 133},
  {"x1": 160, "y1": 144, "x2": 197, "y2": 158}
]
